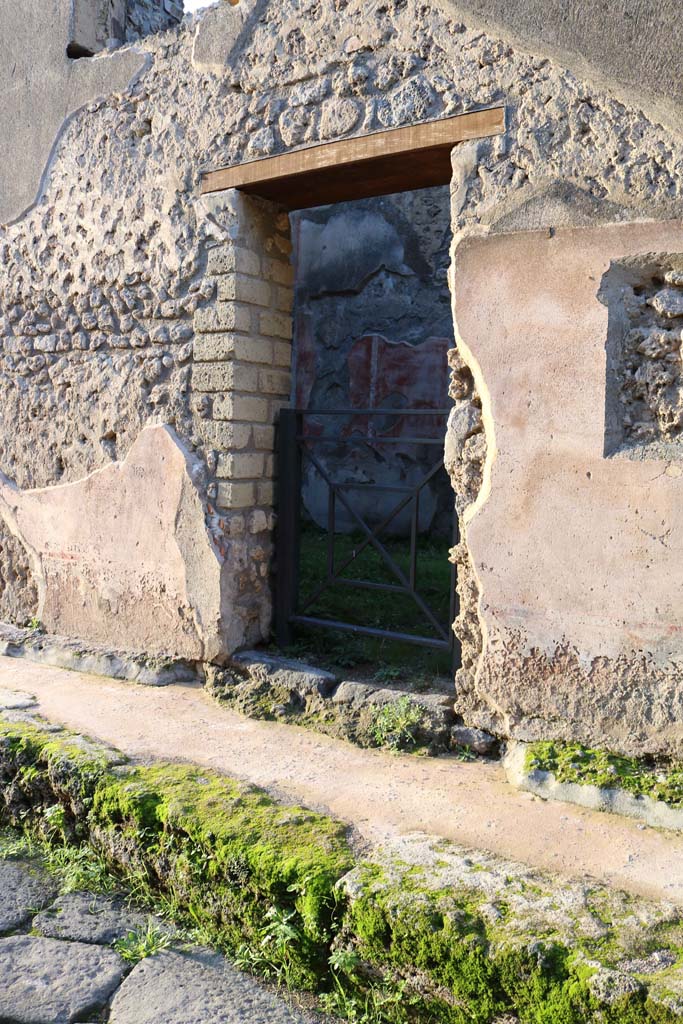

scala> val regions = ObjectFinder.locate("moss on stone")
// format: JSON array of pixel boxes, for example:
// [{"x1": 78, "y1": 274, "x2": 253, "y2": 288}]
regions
[
  {"x1": 3, "y1": 714, "x2": 683, "y2": 1021},
  {"x1": 525, "y1": 741, "x2": 683, "y2": 807},
  {"x1": 0, "y1": 716, "x2": 353, "y2": 990},
  {"x1": 90, "y1": 762, "x2": 353, "y2": 987}
]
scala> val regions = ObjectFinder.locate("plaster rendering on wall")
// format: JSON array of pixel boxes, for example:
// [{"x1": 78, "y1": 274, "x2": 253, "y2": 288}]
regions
[{"x1": 1, "y1": 0, "x2": 683, "y2": 757}]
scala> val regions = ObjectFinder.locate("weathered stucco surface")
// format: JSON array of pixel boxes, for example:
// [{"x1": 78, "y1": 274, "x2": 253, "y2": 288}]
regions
[
  {"x1": 454, "y1": 220, "x2": 683, "y2": 756},
  {"x1": 1, "y1": 0, "x2": 683, "y2": 728},
  {"x1": 0, "y1": 1, "x2": 149, "y2": 227},
  {"x1": 440, "y1": 0, "x2": 683, "y2": 134},
  {"x1": 0, "y1": 425, "x2": 222, "y2": 661}
]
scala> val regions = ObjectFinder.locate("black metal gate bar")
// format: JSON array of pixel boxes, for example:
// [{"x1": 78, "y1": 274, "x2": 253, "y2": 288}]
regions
[
  {"x1": 300, "y1": 447, "x2": 449, "y2": 639},
  {"x1": 276, "y1": 407, "x2": 459, "y2": 661},
  {"x1": 290, "y1": 615, "x2": 451, "y2": 650}
]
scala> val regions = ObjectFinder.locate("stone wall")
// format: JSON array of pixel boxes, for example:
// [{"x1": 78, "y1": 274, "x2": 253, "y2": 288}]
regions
[
  {"x1": 1, "y1": 0, "x2": 683, "y2": 750},
  {"x1": 453, "y1": 220, "x2": 683, "y2": 757},
  {"x1": 70, "y1": 0, "x2": 183, "y2": 53},
  {"x1": 126, "y1": 0, "x2": 184, "y2": 41}
]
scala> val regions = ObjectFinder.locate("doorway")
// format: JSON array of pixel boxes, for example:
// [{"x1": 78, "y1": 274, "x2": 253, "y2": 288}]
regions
[{"x1": 276, "y1": 186, "x2": 459, "y2": 686}]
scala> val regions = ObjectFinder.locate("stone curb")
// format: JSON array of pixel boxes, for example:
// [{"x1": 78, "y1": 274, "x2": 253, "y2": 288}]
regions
[
  {"x1": 3, "y1": 712, "x2": 683, "y2": 1021},
  {"x1": 503, "y1": 741, "x2": 683, "y2": 831},
  {"x1": 0, "y1": 622, "x2": 198, "y2": 687}
]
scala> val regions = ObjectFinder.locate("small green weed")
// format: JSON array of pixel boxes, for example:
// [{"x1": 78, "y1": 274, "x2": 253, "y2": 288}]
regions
[
  {"x1": 26, "y1": 617, "x2": 42, "y2": 631},
  {"x1": 0, "y1": 826, "x2": 114, "y2": 894},
  {"x1": 370, "y1": 697, "x2": 423, "y2": 751},
  {"x1": 233, "y1": 904, "x2": 307, "y2": 988},
  {"x1": 455, "y1": 745, "x2": 478, "y2": 762},
  {"x1": 0, "y1": 828, "x2": 35, "y2": 859},
  {"x1": 322, "y1": 948, "x2": 410, "y2": 1023},
  {"x1": 113, "y1": 920, "x2": 173, "y2": 963},
  {"x1": 43, "y1": 843, "x2": 116, "y2": 894},
  {"x1": 372, "y1": 665, "x2": 402, "y2": 685}
]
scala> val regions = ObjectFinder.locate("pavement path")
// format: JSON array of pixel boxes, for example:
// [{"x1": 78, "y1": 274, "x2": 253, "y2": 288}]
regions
[
  {"x1": 2, "y1": 656, "x2": 683, "y2": 906},
  {"x1": 0, "y1": 855, "x2": 325, "y2": 1024}
]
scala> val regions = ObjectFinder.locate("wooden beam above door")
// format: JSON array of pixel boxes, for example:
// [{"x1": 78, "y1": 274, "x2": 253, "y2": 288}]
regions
[{"x1": 200, "y1": 106, "x2": 505, "y2": 210}]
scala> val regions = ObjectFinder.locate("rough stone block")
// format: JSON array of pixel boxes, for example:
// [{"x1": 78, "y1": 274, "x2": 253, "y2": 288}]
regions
[
  {"x1": 233, "y1": 336, "x2": 273, "y2": 364},
  {"x1": 195, "y1": 363, "x2": 259, "y2": 395},
  {"x1": 0, "y1": 861, "x2": 58, "y2": 935},
  {"x1": 212, "y1": 395, "x2": 269, "y2": 423},
  {"x1": 0, "y1": 935, "x2": 125, "y2": 1024},
  {"x1": 216, "y1": 481, "x2": 256, "y2": 509},
  {"x1": 253, "y1": 425, "x2": 275, "y2": 450},
  {"x1": 197, "y1": 421, "x2": 252, "y2": 450},
  {"x1": 259, "y1": 368, "x2": 291, "y2": 396},
  {"x1": 109, "y1": 948, "x2": 309, "y2": 1024},
  {"x1": 33, "y1": 893, "x2": 150, "y2": 946},
  {"x1": 206, "y1": 245, "x2": 261, "y2": 278},
  {"x1": 274, "y1": 285, "x2": 295, "y2": 312},
  {"x1": 216, "y1": 453, "x2": 265, "y2": 479},
  {"x1": 256, "y1": 481, "x2": 274, "y2": 505},
  {"x1": 272, "y1": 340, "x2": 293, "y2": 367},
  {"x1": 193, "y1": 333, "x2": 238, "y2": 362},
  {"x1": 217, "y1": 275, "x2": 272, "y2": 307},
  {"x1": 194, "y1": 302, "x2": 251, "y2": 334},
  {"x1": 259, "y1": 310, "x2": 292, "y2": 340},
  {"x1": 262, "y1": 256, "x2": 295, "y2": 287}
]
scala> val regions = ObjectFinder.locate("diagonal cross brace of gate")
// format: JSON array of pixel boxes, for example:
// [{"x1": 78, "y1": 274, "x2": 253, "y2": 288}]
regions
[{"x1": 299, "y1": 446, "x2": 449, "y2": 641}]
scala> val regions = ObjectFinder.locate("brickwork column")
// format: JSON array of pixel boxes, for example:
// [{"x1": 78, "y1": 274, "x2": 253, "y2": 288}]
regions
[{"x1": 193, "y1": 190, "x2": 293, "y2": 654}]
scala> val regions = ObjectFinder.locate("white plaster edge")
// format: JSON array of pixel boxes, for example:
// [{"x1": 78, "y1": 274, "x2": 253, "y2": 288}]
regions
[
  {"x1": 504, "y1": 741, "x2": 683, "y2": 832},
  {"x1": 3, "y1": 46, "x2": 152, "y2": 230},
  {"x1": 0, "y1": 475, "x2": 47, "y2": 623}
]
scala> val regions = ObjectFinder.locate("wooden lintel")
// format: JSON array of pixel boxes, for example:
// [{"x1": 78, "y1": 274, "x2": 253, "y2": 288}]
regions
[{"x1": 200, "y1": 106, "x2": 505, "y2": 210}]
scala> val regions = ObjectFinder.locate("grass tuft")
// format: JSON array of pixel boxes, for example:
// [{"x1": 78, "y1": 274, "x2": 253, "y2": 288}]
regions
[{"x1": 113, "y1": 919, "x2": 174, "y2": 963}]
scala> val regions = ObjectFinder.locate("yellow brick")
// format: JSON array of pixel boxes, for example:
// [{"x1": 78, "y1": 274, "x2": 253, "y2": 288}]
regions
[
  {"x1": 253, "y1": 425, "x2": 275, "y2": 450},
  {"x1": 216, "y1": 452, "x2": 265, "y2": 479},
  {"x1": 193, "y1": 333, "x2": 237, "y2": 362},
  {"x1": 196, "y1": 421, "x2": 252, "y2": 450},
  {"x1": 272, "y1": 341, "x2": 292, "y2": 367},
  {"x1": 216, "y1": 481, "x2": 255, "y2": 510},
  {"x1": 260, "y1": 310, "x2": 292, "y2": 340},
  {"x1": 217, "y1": 274, "x2": 272, "y2": 307},
  {"x1": 257, "y1": 481, "x2": 274, "y2": 506},
  {"x1": 207, "y1": 245, "x2": 260, "y2": 277},
  {"x1": 259, "y1": 368, "x2": 291, "y2": 396},
  {"x1": 213, "y1": 394, "x2": 270, "y2": 422},
  {"x1": 233, "y1": 336, "x2": 273, "y2": 364},
  {"x1": 194, "y1": 302, "x2": 252, "y2": 334}
]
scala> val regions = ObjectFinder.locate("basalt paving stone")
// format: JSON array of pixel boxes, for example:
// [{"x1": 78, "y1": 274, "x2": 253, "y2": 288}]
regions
[
  {"x1": 32, "y1": 892, "x2": 152, "y2": 946},
  {"x1": 0, "y1": 935, "x2": 125, "y2": 1024},
  {"x1": 0, "y1": 861, "x2": 59, "y2": 935},
  {"x1": 109, "y1": 948, "x2": 310, "y2": 1024}
]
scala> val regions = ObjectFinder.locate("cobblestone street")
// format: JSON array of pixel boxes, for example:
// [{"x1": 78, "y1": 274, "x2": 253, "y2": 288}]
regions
[{"x1": 0, "y1": 854, "x2": 325, "y2": 1024}]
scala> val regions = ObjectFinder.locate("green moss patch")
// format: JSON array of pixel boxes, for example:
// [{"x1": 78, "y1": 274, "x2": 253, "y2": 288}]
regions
[
  {"x1": 0, "y1": 716, "x2": 352, "y2": 990},
  {"x1": 525, "y1": 741, "x2": 683, "y2": 808},
  {"x1": 3, "y1": 713, "x2": 683, "y2": 1022}
]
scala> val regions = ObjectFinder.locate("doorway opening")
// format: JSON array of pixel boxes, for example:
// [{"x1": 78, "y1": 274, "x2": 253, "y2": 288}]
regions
[{"x1": 276, "y1": 186, "x2": 458, "y2": 690}]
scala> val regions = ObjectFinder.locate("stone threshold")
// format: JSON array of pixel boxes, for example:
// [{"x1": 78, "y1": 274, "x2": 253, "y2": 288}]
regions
[
  {"x1": 4, "y1": 704, "x2": 683, "y2": 1021},
  {"x1": 208, "y1": 649, "x2": 496, "y2": 757},
  {"x1": 505, "y1": 741, "x2": 683, "y2": 832},
  {"x1": 0, "y1": 626, "x2": 494, "y2": 757}
]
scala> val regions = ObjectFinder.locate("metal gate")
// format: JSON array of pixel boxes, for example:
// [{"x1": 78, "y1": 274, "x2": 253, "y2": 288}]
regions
[{"x1": 275, "y1": 407, "x2": 459, "y2": 664}]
